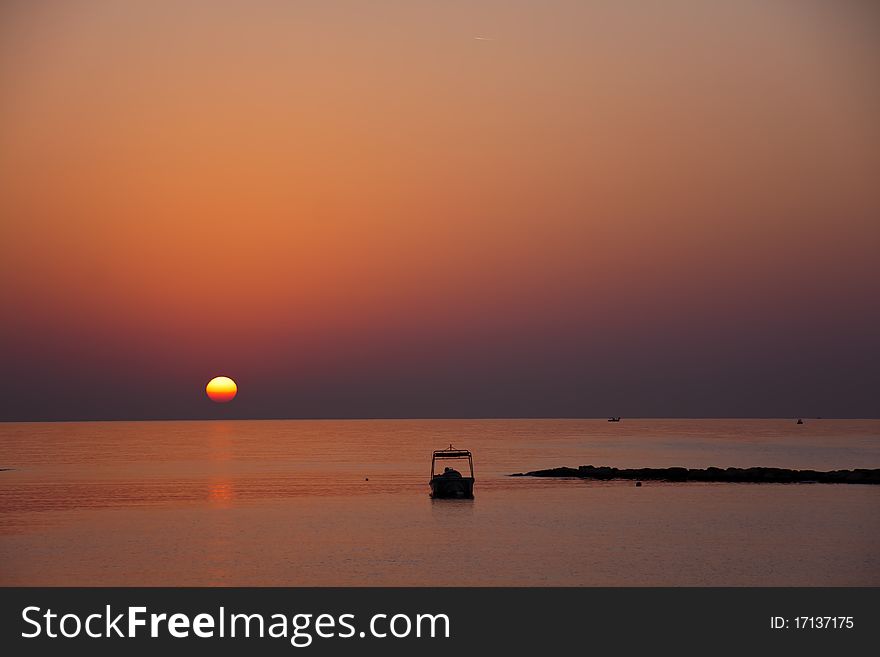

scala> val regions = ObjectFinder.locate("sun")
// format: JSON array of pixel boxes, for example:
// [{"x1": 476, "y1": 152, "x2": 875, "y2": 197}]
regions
[{"x1": 206, "y1": 376, "x2": 237, "y2": 403}]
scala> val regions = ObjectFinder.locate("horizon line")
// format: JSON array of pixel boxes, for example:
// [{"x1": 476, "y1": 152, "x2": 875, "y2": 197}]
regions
[{"x1": 0, "y1": 416, "x2": 875, "y2": 424}]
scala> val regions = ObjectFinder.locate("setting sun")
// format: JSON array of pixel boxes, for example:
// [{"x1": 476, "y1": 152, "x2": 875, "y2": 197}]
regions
[{"x1": 206, "y1": 376, "x2": 237, "y2": 403}]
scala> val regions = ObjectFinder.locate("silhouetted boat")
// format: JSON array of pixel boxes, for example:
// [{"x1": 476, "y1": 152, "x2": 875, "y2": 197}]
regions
[
  {"x1": 608, "y1": 417, "x2": 621, "y2": 422},
  {"x1": 796, "y1": 418, "x2": 804, "y2": 424},
  {"x1": 429, "y1": 445, "x2": 475, "y2": 499}
]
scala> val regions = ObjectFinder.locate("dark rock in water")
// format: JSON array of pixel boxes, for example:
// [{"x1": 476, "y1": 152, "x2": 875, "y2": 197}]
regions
[
  {"x1": 515, "y1": 466, "x2": 581, "y2": 478},
  {"x1": 510, "y1": 465, "x2": 880, "y2": 485}
]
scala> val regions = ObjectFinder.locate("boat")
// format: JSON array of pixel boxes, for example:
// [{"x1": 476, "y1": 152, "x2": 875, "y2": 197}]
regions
[
  {"x1": 608, "y1": 416, "x2": 621, "y2": 422},
  {"x1": 429, "y1": 445, "x2": 475, "y2": 499},
  {"x1": 796, "y1": 418, "x2": 804, "y2": 425}
]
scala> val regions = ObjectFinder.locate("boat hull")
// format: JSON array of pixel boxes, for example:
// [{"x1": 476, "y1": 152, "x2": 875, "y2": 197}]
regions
[{"x1": 430, "y1": 477, "x2": 475, "y2": 499}]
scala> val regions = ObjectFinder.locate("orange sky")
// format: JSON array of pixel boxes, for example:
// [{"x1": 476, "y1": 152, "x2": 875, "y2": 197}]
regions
[{"x1": 1, "y1": 0, "x2": 878, "y2": 419}]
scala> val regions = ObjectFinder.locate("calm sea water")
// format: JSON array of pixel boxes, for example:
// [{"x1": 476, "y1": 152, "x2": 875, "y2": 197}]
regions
[{"x1": 1, "y1": 419, "x2": 878, "y2": 586}]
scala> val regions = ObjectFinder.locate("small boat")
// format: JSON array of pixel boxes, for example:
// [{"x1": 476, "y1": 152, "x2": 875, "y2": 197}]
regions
[
  {"x1": 608, "y1": 416, "x2": 621, "y2": 422},
  {"x1": 429, "y1": 445, "x2": 475, "y2": 499},
  {"x1": 796, "y1": 418, "x2": 804, "y2": 425}
]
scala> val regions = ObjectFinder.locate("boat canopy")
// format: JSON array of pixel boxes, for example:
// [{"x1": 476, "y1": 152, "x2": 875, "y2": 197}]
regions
[
  {"x1": 430, "y1": 445, "x2": 475, "y2": 479},
  {"x1": 432, "y1": 449, "x2": 472, "y2": 459}
]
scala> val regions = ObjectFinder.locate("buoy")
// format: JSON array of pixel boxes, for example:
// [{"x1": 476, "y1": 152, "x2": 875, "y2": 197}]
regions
[{"x1": 365, "y1": 477, "x2": 369, "y2": 481}]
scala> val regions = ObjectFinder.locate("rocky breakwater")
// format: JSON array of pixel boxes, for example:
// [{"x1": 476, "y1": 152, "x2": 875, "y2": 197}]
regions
[{"x1": 510, "y1": 465, "x2": 880, "y2": 485}]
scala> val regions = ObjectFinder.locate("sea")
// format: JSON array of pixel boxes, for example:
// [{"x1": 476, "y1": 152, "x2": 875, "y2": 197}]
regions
[{"x1": 1, "y1": 419, "x2": 878, "y2": 586}]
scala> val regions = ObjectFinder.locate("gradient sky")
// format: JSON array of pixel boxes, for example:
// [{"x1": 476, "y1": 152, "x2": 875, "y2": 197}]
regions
[{"x1": 1, "y1": 0, "x2": 878, "y2": 420}]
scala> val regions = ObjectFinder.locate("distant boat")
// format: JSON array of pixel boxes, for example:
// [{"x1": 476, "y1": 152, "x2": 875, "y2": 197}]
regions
[
  {"x1": 796, "y1": 418, "x2": 804, "y2": 425},
  {"x1": 429, "y1": 445, "x2": 475, "y2": 499},
  {"x1": 608, "y1": 417, "x2": 621, "y2": 422}
]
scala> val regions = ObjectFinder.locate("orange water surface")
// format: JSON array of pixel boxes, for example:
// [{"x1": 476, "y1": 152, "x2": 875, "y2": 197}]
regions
[{"x1": 1, "y1": 419, "x2": 878, "y2": 585}]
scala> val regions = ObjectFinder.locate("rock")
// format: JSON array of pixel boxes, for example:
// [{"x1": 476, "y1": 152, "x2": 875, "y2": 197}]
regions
[{"x1": 510, "y1": 465, "x2": 880, "y2": 485}]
